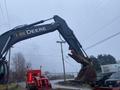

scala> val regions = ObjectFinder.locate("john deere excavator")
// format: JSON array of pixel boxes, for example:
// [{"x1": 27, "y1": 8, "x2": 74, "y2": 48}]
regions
[{"x1": 0, "y1": 15, "x2": 96, "y2": 84}]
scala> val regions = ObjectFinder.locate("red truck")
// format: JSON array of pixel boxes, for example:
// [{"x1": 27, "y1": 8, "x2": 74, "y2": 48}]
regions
[{"x1": 26, "y1": 69, "x2": 52, "y2": 90}]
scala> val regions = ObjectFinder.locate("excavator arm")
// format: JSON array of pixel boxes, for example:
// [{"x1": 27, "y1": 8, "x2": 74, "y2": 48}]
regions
[
  {"x1": 0, "y1": 15, "x2": 96, "y2": 83},
  {"x1": 0, "y1": 16, "x2": 86, "y2": 60}
]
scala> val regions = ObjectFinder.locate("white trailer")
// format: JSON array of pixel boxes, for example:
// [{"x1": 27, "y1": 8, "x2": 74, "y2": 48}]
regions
[{"x1": 101, "y1": 64, "x2": 120, "y2": 73}]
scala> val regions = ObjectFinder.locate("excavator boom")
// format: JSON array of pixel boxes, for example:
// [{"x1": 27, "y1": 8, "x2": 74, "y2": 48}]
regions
[
  {"x1": 0, "y1": 15, "x2": 96, "y2": 84},
  {"x1": 0, "y1": 16, "x2": 85, "y2": 59}
]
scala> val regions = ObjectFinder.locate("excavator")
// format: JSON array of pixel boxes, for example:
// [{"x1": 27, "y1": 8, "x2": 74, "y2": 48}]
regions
[{"x1": 0, "y1": 15, "x2": 96, "y2": 84}]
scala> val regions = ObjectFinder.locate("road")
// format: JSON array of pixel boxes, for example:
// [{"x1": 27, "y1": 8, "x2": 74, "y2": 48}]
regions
[
  {"x1": 18, "y1": 82, "x2": 26, "y2": 88},
  {"x1": 18, "y1": 80, "x2": 92, "y2": 90}
]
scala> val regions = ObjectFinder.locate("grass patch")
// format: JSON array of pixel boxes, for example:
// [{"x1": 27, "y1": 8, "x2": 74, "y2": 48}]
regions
[
  {"x1": 0, "y1": 83, "x2": 18, "y2": 90},
  {"x1": 10, "y1": 86, "x2": 23, "y2": 90}
]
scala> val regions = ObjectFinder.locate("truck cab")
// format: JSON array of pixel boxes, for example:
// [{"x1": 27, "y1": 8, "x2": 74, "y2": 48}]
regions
[{"x1": 26, "y1": 69, "x2": 52, "y2": 90}]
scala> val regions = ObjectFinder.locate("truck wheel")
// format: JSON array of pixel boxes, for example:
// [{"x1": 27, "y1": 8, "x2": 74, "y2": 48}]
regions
[
  {"x1": 27, "y1": 85, "x2": 37, "y2": 90},
  {"x1": 49, "y1": 84, "x2": 52, "y2": 88}
]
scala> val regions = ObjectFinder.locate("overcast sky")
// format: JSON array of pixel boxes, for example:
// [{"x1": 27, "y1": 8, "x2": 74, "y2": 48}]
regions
[{"x1": 0, "y1": 0, "x2": 120, "y2": 73}]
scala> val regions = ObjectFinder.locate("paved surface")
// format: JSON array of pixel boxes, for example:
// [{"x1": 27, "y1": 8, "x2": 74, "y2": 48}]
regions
[
  {"x1": 50, "y1": 79, "x2": 92, "y2": 90},
  {"x1": 18, "y1": 82, "x2": 26, "y2": 88},
  {"x1": 18, "y1": 80, "x2": 92, "y2": 90}
]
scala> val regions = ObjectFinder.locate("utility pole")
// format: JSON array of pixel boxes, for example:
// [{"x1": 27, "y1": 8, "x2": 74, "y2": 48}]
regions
[
  {"x1": 56, "y1": 40, "x2": 66, "y2": 81},
  {"x1": 40, "y1": 65, "x2": 42, "y2": 70}
]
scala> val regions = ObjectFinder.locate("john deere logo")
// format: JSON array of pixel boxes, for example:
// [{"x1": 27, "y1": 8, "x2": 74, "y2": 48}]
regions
[{"x1": 26, "y1": 27, "x2": 46, "y2": 35}]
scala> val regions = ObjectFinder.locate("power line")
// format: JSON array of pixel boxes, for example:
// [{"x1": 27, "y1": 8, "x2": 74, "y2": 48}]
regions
[
  {"x1": 85, "y1": 15, "x2": 120, "y2": 41},
  {"x1": 85, "y1": 31, "x2": 120, "y2": 50},
  {"x1": 65, "y1": 56, "x2": 79, "y2": 72},
  {"x1": 0, "y1": 2, "x2": 4, "y2": 19},
  {"x1": 4, "y1": 0, "x2": 10, "y2": 28},
  {"x1": 65, "y1": 56, "x2": 77, "y2": 67},
  {"x1": 65, "y1": 58, "x2": 76, "y2": 67},
  {"x1": 64, "y1": 58, "x2": 73, "y2": 66}
]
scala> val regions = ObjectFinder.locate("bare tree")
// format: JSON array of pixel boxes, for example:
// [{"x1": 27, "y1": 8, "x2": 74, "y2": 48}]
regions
[
  {"x1": 12, "y1": 52, "x2": 27, "y2": 82},
  {"x1": 26, "y1": 61, "x2": 32, "y2": 70}
]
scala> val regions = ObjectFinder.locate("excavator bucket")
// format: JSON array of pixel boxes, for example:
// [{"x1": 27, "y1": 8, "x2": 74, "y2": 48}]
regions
[
  {"x1": 68, "y1": 49, "x2": 97, "y2": 84},
  {"x1": 75, "y1": 65, "x2": 96, "y2": 84}
]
